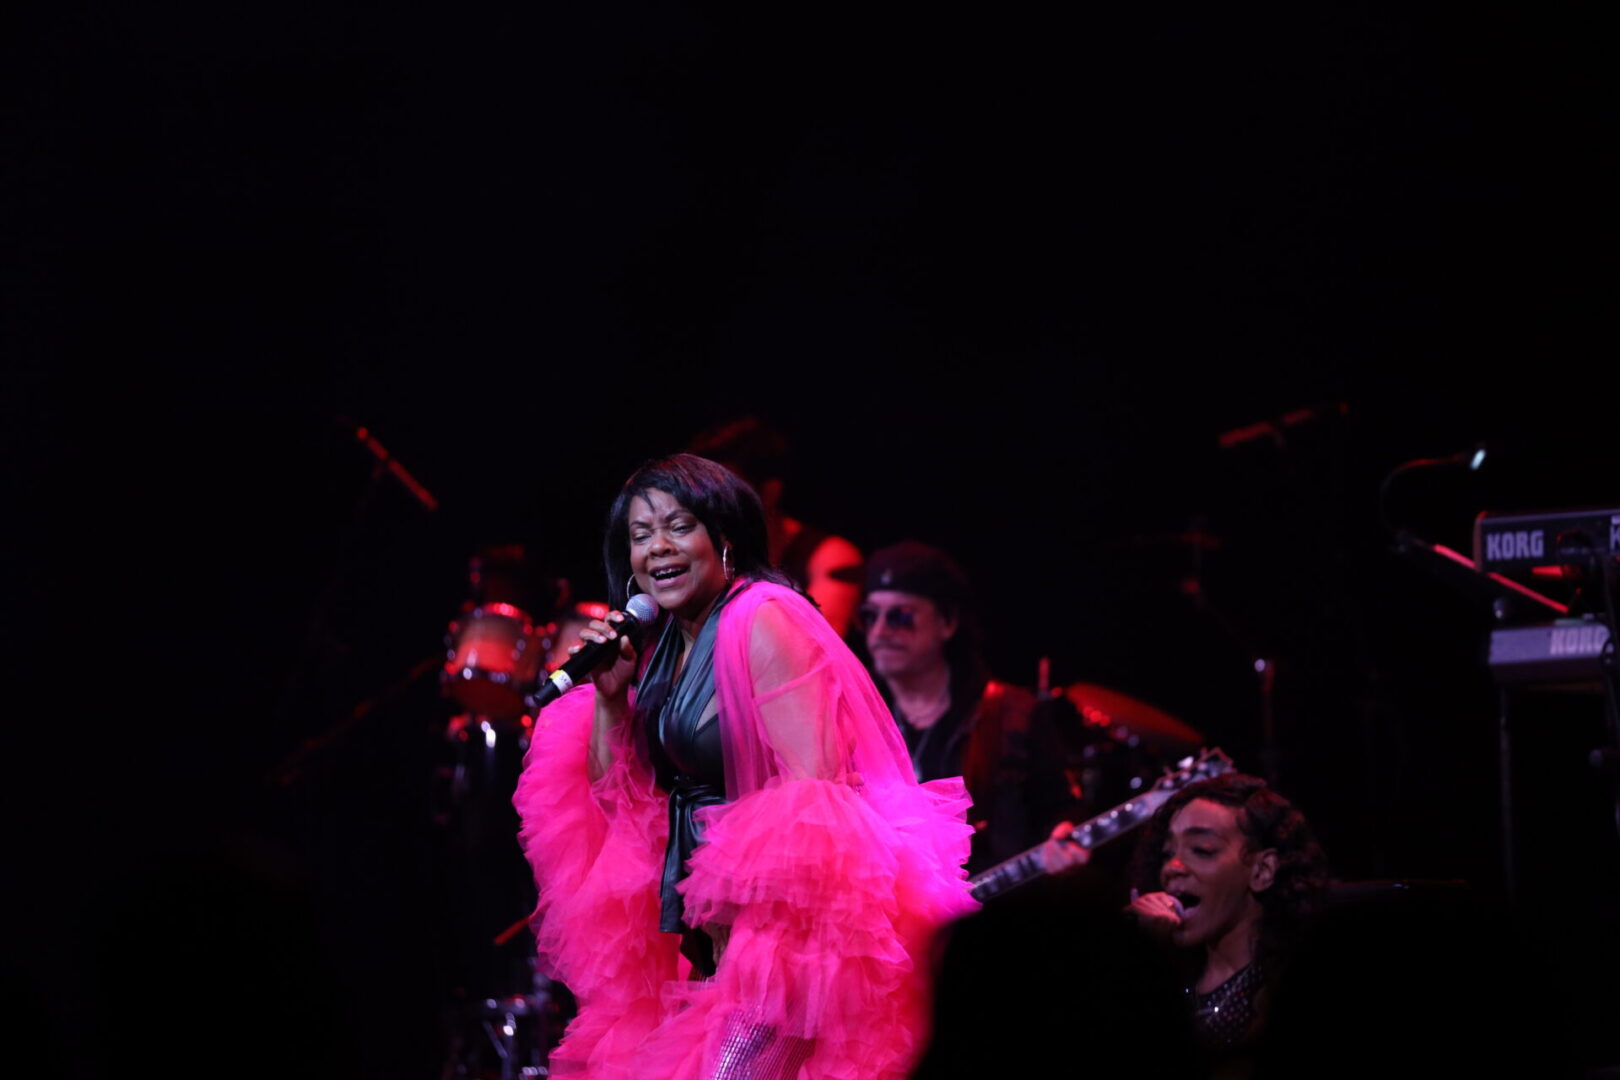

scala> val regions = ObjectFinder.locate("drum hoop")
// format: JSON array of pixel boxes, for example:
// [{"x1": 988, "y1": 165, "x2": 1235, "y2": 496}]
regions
[{"x1": 472, "y1": 602, "x2": 533, "y2": 624}]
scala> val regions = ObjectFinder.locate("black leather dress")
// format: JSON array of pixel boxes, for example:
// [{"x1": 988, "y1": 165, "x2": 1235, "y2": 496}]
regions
[{"x1": 634, "y1": 586, "x2": 738, "y2": 975}]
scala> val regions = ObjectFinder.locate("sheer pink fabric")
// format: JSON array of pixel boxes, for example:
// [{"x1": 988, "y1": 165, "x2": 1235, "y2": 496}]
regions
[{"x1": 514, "y1": 581, "x2": 977, "y2": 1079}]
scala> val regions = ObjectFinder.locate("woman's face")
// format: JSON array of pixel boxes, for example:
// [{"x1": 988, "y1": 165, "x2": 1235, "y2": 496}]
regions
[
  {"x1": 627, "y1": 488, "x2": 729, "y2": 626},
  {"x1": 1158, "y1": 798, "x2": 1275, "y2": 950}
]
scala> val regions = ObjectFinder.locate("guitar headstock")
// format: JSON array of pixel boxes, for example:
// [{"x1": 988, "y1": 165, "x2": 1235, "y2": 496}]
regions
[{"x1": 1150, "y1": 747, "x2": 1235, "y2": 795}]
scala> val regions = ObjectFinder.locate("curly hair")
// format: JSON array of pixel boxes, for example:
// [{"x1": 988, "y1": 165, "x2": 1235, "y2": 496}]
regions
[{"x1": 1130, "y1": 772, "x2": 1329, "y2": 956}]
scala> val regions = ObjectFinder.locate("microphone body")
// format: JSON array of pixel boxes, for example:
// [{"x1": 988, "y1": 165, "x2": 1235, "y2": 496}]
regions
[{"x1": 528, "y1": 593, "x2": 660, "y2": 711}]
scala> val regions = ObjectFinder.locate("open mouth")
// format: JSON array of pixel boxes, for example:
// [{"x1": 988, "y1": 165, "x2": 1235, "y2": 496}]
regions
[
  {"x1": 1169, "y1": 891, "x2": 1201, "y2": 915},
  {"x1": 650, "y1": 567, "x2": 687, "y2": 584}
]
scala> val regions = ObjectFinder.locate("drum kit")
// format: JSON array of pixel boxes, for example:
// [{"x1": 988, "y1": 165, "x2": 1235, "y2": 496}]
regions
[
  {"x1": 442, "y1": 601, "x2": 550, "y2": 721},
  {"x1": 435, "y1": 546, "x2": 593, "y2": 1080}
]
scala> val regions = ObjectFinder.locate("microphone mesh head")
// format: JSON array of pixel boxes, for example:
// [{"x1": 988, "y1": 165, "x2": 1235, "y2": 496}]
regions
[{"x1": 624, "y1": 593, "x2": 660, "y2": 624}]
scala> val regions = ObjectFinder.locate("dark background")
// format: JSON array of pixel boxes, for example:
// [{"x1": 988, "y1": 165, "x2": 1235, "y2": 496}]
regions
[{"x1": 6, "y1": 2, "x2": 1615, "y2": 1076}]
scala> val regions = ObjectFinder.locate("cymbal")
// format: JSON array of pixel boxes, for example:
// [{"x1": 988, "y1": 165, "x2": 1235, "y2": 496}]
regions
[{"x1": 1061, "y1": 683, "x2": 1205, "y2": 752}]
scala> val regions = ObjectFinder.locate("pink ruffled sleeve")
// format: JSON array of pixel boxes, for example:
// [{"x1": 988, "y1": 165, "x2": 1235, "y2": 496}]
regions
[
  {"x1": 677, "y1": 585, "x2": 979, "y2": 1079},
  {"x1": 512, "y1": 685, "x2": 682, "y2": 1073}
]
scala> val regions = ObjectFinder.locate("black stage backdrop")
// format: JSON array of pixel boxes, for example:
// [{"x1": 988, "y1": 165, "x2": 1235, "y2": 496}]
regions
[{"x1": 6, "y1": 3, "x2": 1614, "y2": 1076}]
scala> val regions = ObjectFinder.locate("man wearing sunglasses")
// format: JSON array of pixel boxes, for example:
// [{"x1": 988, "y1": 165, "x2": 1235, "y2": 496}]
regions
[{"x1": 861, "y1": 541, "x2": 1084, "y2": 875}]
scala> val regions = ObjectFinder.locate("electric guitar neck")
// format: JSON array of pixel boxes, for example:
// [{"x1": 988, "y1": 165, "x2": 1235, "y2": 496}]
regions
[{"x1": 968, "y1": 747, "x2": 1235, "y2": 903}]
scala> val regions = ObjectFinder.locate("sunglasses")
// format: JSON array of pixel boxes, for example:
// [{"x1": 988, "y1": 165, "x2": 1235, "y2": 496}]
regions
[{"x1": 857, "y1": 604, "x2": 918, "y2": 631}]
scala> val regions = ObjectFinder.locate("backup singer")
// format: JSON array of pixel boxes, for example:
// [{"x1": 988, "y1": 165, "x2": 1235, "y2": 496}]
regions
[
  {"x1": 1125, "y1": 773, "x2": 1327, "y2": 1070},
  {"x1": 513, "y1": 454, "x2": 977, "y2": 1079}
]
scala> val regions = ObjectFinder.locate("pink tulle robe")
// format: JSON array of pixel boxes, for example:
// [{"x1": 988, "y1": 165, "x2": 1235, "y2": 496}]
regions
[{"x1": 513, "y1": 581, "x2": 979, "y2": 1079}]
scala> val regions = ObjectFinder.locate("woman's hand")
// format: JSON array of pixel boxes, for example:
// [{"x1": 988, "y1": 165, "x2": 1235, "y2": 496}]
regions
[
  {"x1": 572, "y1": 611, "x2": 641, "y2": 706},
  {"x1": 581, "y1": 611, "x2": 641, "y2": 782},
  {"x1": 1125, "y1": 889, "x2": 1184, "y2": 940}
]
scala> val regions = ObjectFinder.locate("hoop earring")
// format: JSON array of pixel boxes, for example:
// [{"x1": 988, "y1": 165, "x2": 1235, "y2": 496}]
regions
[
  {"x1": 722, "y1": 546, "x2": 734, "y2": 583},
  {"x1": 625, "y1": 571, "x2": 640, "y2": 600}
]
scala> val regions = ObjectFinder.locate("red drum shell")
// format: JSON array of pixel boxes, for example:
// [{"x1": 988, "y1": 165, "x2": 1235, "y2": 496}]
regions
[{"x1": 442, "y1": 603, "x2": 548, "y2": 718}]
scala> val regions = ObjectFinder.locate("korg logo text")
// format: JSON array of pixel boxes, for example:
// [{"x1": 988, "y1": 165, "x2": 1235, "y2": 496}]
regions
[
  {"x1": 1549, "y1": 626, "x2": 1608, "y2": 657},
  {"x1": 1485, "y1": 530, "x2": 1545, "y2": 561}
]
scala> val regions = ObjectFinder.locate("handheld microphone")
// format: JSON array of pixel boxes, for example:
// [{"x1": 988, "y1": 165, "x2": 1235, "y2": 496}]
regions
[{"x1": 527, "y1": 593, "x2": 660, "y2": 711}]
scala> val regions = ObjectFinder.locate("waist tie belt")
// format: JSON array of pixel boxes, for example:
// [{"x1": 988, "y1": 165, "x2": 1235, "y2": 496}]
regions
[{"x1": 662, "y1": 775, "x2": 727, "y2": 975}]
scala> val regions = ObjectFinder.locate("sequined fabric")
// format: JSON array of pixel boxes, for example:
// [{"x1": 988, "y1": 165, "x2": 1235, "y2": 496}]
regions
[
  {"x1": 708, "y1": 1009, "x2": 814, "y2": 1080},
  {"x1": 1189, "y1": 960, "x2": 1264, "y2": 1049}
]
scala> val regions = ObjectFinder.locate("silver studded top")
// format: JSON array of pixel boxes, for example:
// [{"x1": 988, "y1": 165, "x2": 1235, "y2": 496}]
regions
[{"x1": 1189, "y1": 960, "x2": 1265, "y2": 1049}]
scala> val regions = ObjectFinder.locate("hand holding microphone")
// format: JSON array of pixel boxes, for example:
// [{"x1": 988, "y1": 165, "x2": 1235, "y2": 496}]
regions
[
  {"x1": 1126, "y1": 889, "x2": 1186, "y2": 940},
  {"x1": 529, "y1": 593, "x2": 660, "y2": 711}
]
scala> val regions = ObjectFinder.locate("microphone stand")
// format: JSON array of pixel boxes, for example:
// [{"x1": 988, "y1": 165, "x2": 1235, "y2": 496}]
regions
[{"x1": 271, "y1": 419, "x2": 439, "y2": 751}]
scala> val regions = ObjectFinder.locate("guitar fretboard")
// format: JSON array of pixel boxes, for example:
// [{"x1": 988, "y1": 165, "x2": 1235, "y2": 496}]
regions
[
  {"x1": 968, "y1": 797, "x2": 1159, "y2": 901},
  {"x1": 966, "y1": 749, "x2": 1233, "y2": 903}
]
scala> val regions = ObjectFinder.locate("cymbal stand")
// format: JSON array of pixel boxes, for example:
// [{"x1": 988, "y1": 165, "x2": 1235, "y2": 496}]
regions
[{"x1": 441, "y1": 963, "x2": 558, "y2": 1080}]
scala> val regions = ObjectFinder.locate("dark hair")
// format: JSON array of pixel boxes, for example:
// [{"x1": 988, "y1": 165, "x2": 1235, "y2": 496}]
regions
[
  {"x1": 602, "y1": 453, "x2": 796, "y2": 608},
  {"x1": 1130, "y1": 773, "x2": 1329, "y2": 958}
]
